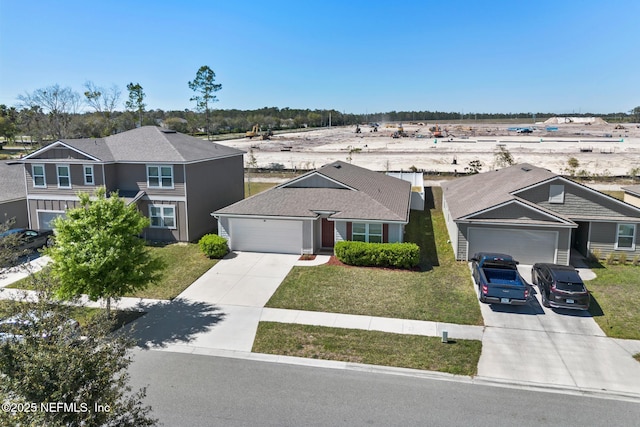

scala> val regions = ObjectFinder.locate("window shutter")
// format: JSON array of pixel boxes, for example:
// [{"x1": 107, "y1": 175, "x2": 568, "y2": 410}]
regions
[
  {"x1": 346, "y1": 222, "x2": 352, "y2": 241},
  {"x1": 383, "y1": 224, "x2": 389, "y2": 243}
]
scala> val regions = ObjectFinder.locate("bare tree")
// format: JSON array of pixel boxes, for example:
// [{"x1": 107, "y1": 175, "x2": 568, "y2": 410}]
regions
[
  {"x1": 84, "y1": 81, "x2": 121, "y2": 136},
  {"x1": 17, "y1": 84, "x2": 81, "y2": 140}
]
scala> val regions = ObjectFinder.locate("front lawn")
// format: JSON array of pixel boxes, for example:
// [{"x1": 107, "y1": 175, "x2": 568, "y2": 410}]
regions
[
  {"x1": 7, "y1": 243, "x2": 217, "y2": 301},
  {"x1": 253, "y1": 322, "x2": 481, "y2": 376},
  {"x1": 265, "y1": 187, "x2": 483, "y2": 326},
  {"x1": 586, "y1": 264, "x2": 640, "y2": 340}
]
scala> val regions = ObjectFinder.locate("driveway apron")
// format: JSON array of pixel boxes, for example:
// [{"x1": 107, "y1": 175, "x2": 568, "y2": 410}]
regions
[
  {"x1": 476, "y1": 265, "x2": 640, "y2": 395},
  {"x1": 133, "y1": 252, "x2": 299, "y2": 353}
]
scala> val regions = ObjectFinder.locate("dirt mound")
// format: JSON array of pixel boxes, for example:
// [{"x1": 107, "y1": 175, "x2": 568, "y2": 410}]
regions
[{"x1": 544, "y1": 116, "x2": 608, "y2": 125}]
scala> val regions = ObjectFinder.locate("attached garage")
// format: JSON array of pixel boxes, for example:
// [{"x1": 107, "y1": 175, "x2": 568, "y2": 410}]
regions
[
  {"x1": 467, "y1": 227, "x2": 558, "y2": 264},
  {"x1": 228, "y1": 218, "x2": 303, "y2": 254},
  {"x1": 37, "y1": 211, "x2": 66, "y2": 230}
]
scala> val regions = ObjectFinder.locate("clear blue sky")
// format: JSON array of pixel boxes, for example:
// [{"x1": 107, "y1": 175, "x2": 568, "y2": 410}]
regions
[{"x1": 1, "y1": 0, "x2": 638, "y2": 115}]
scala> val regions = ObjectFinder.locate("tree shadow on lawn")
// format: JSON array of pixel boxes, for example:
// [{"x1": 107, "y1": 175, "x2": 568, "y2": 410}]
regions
[{"x1": 124, "y1": 298, "x2": 226, "y2": 349}]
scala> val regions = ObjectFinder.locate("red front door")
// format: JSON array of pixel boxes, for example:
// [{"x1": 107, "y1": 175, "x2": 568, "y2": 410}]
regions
[{"x1": 321, "y1": 218, "x2": 334, "y2": 247}]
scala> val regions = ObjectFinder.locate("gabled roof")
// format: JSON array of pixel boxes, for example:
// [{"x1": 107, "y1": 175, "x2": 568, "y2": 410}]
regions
[
  {"x1": 442, "y1": 163, "x2": 556, "y2": 220},
  {"x1": 0, "y1": 161, "x2": 26, "y2": 203},
  {"x1": 443, "y1": 163, "x2": 640, "y2": 222},
  {"x1": 22, "y1": 126, "x2": 244, "y2": 163},
  {"x1": 622, "y1": 185, "x2": 640, "y2": 197},
  {"x1": 215, "y1": 161, "x2": 411, "y2": 222}
]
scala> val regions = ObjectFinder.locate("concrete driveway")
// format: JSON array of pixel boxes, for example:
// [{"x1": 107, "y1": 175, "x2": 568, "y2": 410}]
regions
[
  {"x1": 132, "y1": 252, "x2": 300, "y2": 353},
  {"x1": 477, "y1": 264, "x2": 640, "y2": 395}
]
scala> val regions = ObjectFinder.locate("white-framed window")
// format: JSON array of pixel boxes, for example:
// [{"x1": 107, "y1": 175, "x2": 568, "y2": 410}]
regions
[
  {"x1": 149, "y1": 205, "x2": 176, "y2": 229},
  {"x1": 352, "y1": 222, "x2": 383, "y2": 243},
  {"x1": 147, "y1": 165, "x2": 174, "y2": 188},
  {"x1": 32, "y1": 164, "x2": 46, "y2": 188},
  {"x1": 56, "y1": 164, "x2": 71, "y2": 188},
  {"x1": 549, "y1": 184, "x2": 565, "y2": 204},
  {"x1": 615, "y1": 223, "x2": 636, "y2": 250},
  {"x1": 83, "y1": 165, "x2": 95, "y2": 185}
]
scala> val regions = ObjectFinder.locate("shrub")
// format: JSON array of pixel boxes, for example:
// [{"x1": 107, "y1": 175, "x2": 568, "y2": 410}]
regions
[
  {"x1": 199, "y1": 234, "x2": 228, "y2": 258},
  {"x1": 633, "y1": 255, "x2": 640, "y2": 266},
  {"x1": 334, "y1": 241, "x2": 420, "y2": 269},
  {"x1": 618, "y1": 252, "x2": 627, "y2": 265},
  {"x1": 605, "y1": 252, "x2": 617, "y2": 265}
]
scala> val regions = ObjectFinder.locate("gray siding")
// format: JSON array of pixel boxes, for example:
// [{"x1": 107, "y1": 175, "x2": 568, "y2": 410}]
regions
[
  {"x1": 335, "y1": 221, "x2": 348, "y2": 242},
  {"x1": 113, "y1": 163, "x2": 186, "y2": 196},
  {"x1": 28, "y1": 199, "x2": 82, "y2": 229},
  {"x1": 138, "y1": 199, "x2": 187, "y2": 242},
  {"x1": 285, "y1": 174, "x2": 345, "y2": 189},
  {"x1": 1, "y1": 199, "x2": 28, "y2": 228},
  {"x1": 388, "y1": 223, "x2": 403, "y2": 243},
  {"x1": 302, "y1": 219, "x2": 313, "y2": 253},
  {"x1": 518, "y1": 179, "x2": 640, "y2": 219},
  {"x1": 217, "y1": 217, "x2": 230, "y2": 240},
  {"x1": 33, "y1": 147, "x2": 93, "y2": 161},
  {"x1": 185, "y1": 156, "x2": 244, "y2": 241},
  {"x1": 25, "y1": 163, "x2": 104, "y2": 196},
  {"x1": 588, "y1": 221, "x2": 640, "y2": 258}
]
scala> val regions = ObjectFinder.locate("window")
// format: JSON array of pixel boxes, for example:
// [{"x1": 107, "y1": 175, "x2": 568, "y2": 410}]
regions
[
  {"x1": 149, "y1": 205, "x2": 176, "y2": 229},
  {"x1": 549, "y1": 184, "x2": 564, "y2": 204},
  {"x1": 56, "y1": 164, "x2": 71, "y2": 188},
  {"x1": 32, "y1": 164, "x2": 46, "y2": 188},
  {"x1": 616, "y1": 223, "x2": 636, "y2": 250},
  {"x1": 84, "y1": 165, "x2": 94, "y2": 185},
  {"x1": 351, "y1": 222, "x2": 383, "y2": 243},
  {"x1": 147, "y1": 165, "x2": 174, "y2": 188}
]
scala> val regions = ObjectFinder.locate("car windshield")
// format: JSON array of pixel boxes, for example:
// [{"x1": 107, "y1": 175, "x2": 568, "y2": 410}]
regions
[{"x1": 556, "y1": 281, "x2": 586, "y2": 292}]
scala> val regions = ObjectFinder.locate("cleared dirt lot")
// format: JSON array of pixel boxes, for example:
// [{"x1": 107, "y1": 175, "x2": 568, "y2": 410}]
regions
[{"x1": 221, "y1": 120, "x2": 640, "y2": 176}]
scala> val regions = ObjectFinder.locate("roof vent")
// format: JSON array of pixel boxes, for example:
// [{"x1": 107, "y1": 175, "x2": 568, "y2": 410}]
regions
[
  {"x1": 333, "y1": 163, "x2": 341, "y2": 169},
  {"x1": 521, "y1": 166, "x2": 532, "y2": 172}
]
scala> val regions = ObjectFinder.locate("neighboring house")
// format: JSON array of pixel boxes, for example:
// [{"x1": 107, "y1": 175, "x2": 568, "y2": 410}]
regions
[
  {"x1": 214, "y1": 161, "x2": 411, "y2": 254},
  {"x1": 19, "y1": 126, "x2": 244, "y2": 242},
  {"x1": 386, "y1": 171, "x2": 425, "y2": 210},
  {"x1": 442, "y1": 163, "x2": 640, "y2": 265},
  {"x1": 622, "y1": 185, "x2": 640, "y2": 208},
  {"x1": 0, "y1": 161, "x2": 28, "y2": 228}
]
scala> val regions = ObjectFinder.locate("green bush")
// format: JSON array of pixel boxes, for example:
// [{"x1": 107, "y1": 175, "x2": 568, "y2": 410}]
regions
[
  {"x1": 334, "y1": 241, "x2": 420, "y2": 269},
  {"x1": 198, "y1": 234, "x2": 229, "y2": 259}
]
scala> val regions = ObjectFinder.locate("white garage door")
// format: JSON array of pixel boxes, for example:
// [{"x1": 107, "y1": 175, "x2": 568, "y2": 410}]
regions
[
  {"x1": 468, "y1": 227, "x2": 558, "y2": 264},
  {"x1": 229, "y1": 218, "x2": 302, "y2": 254}
]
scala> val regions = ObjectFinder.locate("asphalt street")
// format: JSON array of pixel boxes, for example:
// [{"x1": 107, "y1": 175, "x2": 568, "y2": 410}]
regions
[{"x1": 129, "y1": 349, "x2": 640, "y2": 427}]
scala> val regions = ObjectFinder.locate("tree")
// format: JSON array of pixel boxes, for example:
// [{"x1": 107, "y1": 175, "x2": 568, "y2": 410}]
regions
[
  {"x1": 125, "y1": 83, "x2": 146, "y2": 128},
  {"x1": 565, "y1": 157, "x2": 580, "y2": 177},
  {"x1": 45, "y1": 187, "x2": 164, "y2": 316},
  {"x1": 631, "y1": 106, "x2": 640, "y2": 123},
  {"x1": 17, "y1": 84, "x2": 81, "y2": 139},
  {"x1": 0, "y1": 274, "x2": 157, "y2": 426},
  {"x1": 188, "y1": 65, "x2": 222, "y2": 140},
  {"x1": 465, "y1": 159, "x2": 482, "y2": 174},
  {"x1": 493, "y1": 145, "x2": 515, "y2": 168},
  {"x1": 246, "y1": 148, "x2": 258, "y2": 196},
  {"x1": 84, "y1": 81, "x2": 122, "y2": 136}
]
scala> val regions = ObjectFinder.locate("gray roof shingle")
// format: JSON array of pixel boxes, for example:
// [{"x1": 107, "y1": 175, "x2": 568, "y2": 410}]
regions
[
  {"x1": 51, "y1": 126, "x2": 243, "y2": 163},
  {"x1": 0, "y1": 161, "x2": 26, "y2": 202},
  {"x1": 216, "y1": 161, "x2": 411, "y2": 222}
]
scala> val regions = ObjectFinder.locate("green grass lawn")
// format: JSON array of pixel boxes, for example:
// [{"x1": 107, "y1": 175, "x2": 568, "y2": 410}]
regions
[
  {"x1": 244, "y1": 181, "x2": 277, "y2": 197},
  {"x1": 586, "y1": 264, "x2": 640, "y2": 340},
  {"x1": 253, "y1": 322, "x2": 481, "y2": 376},
  {"x1": 265, "y1": 187, "x2": 483, "y2": 326},
  {"x1": 7, "y1": 243, "x2": 217, "y2": 301}
]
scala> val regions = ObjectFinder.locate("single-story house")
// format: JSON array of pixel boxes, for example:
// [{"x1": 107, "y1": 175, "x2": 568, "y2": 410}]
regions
[
  {"x1": 442, "y1": 163, "x2": 640, "y2": 265},
  {"x1": 213, "y1": 161, "x2": 411, "y2": 254},
  {"x1": 0, "y1": 161, "x2": 28, "y2": 228}
]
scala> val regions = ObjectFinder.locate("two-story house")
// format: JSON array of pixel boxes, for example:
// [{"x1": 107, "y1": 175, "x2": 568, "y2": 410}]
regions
[{"x1": 20, "y1": 126, "x2": 245, "y2": 242}]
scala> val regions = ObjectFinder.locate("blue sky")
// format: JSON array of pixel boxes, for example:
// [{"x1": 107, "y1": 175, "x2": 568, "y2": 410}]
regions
[{"x1": 1, "y1": 0, "x2": 638, "y2": 114}]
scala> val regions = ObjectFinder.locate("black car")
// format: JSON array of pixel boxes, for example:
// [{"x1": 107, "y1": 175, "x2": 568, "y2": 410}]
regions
[
  {"x1": 531, "y1": 263, "x2": 590, "y2": 310},
  {"x1": 0, "y1": 228, "x2": 54, "y2": 252}
]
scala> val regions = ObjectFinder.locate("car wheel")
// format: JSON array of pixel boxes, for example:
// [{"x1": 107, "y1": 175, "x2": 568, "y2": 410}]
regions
[{"x1": 541, "y1": 292, "x2": 550, "y2": 308}]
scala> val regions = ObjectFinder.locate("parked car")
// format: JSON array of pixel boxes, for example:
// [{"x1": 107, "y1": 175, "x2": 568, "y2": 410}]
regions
[
  {"x1": 0, "y1": 228, "x2": 54, "y2": 252},
  {"x1": 531, "y1": 263, "x2": 590, "y2": 310},
  {"x1": 471, "y1": 252, "x2": 529, "y2": 305},
  {"x1": 0, "y1": 311, "x2": 80, "y2": 344}
]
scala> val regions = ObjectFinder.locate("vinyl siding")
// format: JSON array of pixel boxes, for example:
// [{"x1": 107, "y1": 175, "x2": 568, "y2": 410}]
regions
[
  {"x1": 473, "y1": 203, "x2": 556, "y2": 221},
  {"x1": 114, "y1": 163, "x2": 186, "y2": 196},
  {"x1": 588, "y1": 222, "x2": 640, "y2": 258},
  {"x1": 185, "y1": 156, "x2": 244, "y2": 242},
  {"x1": 285, "y1": 174, "x2": 346, "y2": 189},
  {"x1": 25, "y1": 163, "x2": 104, "y2": 195},
  {"x1": 1, "y1": 199, "x2": 28, "y2": 228},
  {"x1": 518, "y1": 179, "x2": 640, "y2": 219},
  {"x1": 335, "y1": 221, "x2": 348, "y2": 242},
  {"x1": 31, "y1": 147, "x2": 94, "y2": 161},
  {"x1": 302, "y1": 219, "x2": 313, "y2": 253},
  {"x1": 138, "y1": 199, "x2": 187, "y2": 242},
  {"x1": 28, "y1": 199, "x2": 82, "y2": 229}
]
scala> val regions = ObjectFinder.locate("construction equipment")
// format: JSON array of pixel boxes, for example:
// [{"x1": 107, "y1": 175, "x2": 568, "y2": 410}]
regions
[
  {"x1": 429, "y1": 124, "x2": 444, "y2": 138},
  {"x1": 261, "y1": 129, "x2": 273, "y2": 140},
  {"x1": 246, "y1": 124, "x2": 259, "y2": 139}
]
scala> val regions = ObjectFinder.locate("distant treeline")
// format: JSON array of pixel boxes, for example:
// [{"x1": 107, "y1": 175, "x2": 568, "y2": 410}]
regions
[{"x1": 0, "y1": 103, "x2": 636, "y2": 143}]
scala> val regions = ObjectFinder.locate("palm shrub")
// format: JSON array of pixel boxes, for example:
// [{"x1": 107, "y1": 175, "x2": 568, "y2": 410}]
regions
[{"x1": 199, "y1": 234, "x2": 228, "y2": 258}]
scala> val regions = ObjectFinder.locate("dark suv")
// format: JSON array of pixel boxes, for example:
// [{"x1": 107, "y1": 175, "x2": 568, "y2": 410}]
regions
[{"x1": 531, "y1": 263, "x2": 590, "y2": 310}]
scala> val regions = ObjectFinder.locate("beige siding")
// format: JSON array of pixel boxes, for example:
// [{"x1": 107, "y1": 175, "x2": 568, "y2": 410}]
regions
[
  {"x1": 185, "y1": 156, "x2": 244, "y2": 241},
  {"x1": 624, "y1": 193, "x2": 640, "y2": 208}
]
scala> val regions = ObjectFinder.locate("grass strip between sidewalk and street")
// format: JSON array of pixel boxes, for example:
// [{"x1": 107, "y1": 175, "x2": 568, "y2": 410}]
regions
[{"x1": 252, "y1": 322, "x2": 481, "y2": 376}]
